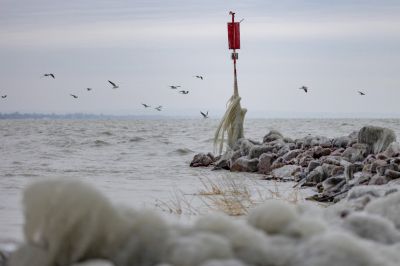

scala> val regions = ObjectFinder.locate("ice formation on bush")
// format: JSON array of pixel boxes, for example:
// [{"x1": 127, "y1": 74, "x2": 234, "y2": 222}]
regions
[{"x1": 7, "y1": 179, "x2": 400, "y2": 266}]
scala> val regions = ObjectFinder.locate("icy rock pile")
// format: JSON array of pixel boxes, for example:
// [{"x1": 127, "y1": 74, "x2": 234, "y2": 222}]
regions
[
  {"x1": 4, "y1": 179, "x2": 400, "y2": 266},
  {"x1": 191, "y1": 126, "x2": 400, "y2": 202}
]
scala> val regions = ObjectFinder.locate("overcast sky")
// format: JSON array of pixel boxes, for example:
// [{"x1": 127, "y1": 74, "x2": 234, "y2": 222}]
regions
[{"x1": 1, "y1": 0, "x2": 400, "y2": 118}]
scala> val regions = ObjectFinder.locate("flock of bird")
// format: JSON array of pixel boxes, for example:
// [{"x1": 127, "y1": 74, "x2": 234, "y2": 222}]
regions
[
  {"x1": 1, "y1": 74, "x2": 367, "y2": 118},
  {"x1": 0, "y1": 73, "x2": 211, "y2": 119},
  {"x1": 140, "y1": 75, "x2": 207, "y2": 117},
  {"x1": 298, "y1": 85, "x2": 366, "y2": 96}
]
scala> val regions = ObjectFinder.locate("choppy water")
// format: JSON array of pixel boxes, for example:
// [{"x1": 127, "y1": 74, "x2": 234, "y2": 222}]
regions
[{"x1": 1, "y1": 118, "x2": 400, "y2": 241}]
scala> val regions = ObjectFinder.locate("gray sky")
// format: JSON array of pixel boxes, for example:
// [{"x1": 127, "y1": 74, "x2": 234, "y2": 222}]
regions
[{"x1": 1, "y1": 0, "x2": 400, "y2": 117}]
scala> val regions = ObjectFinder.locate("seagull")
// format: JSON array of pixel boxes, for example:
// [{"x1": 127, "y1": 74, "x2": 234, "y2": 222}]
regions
[
  {"x1": 1, "y1": 95, "x2": 7, "y2": 98},
  {"x1": 194, "y1": 75, "x2": 203, "y2": 80},
  {"x1": 155, "y1": 105, "x2": 162, "y2": 111},
  {"x1": 86, "y1": 88, "x2": 92, "y2": 91},
  {"x1": 108, "y1": 80, "x2": 119, "y2": 89},
  {"x1": 70, "y1": 94, "x2": 78, "y2": 99},
  {"x1": 169, "y1": 85, "x2": 181, "y2": 89},
  {"x1": 200, "y1": 111, "x2": 209, "y2": 118},
  {"x1": 179, "y1": 90, "x2": 189, "y2": 94},
  {"x1": 43, "y1": 73, "x2": 55, "y2": 79},
  {"x1": 299, "y1": 86, "x2": 308, "y2": 93},
  {"x1": 142, "y1": 103, "x2": 151, "y2": 108},
  {"x1": 358, "y1": 91, "x2": 366, "y2": 96}
]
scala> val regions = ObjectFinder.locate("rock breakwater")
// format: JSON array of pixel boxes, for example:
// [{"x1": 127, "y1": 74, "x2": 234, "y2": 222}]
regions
[{"x1": 191, "y1": 126, "x2": 399, "y2": 203}]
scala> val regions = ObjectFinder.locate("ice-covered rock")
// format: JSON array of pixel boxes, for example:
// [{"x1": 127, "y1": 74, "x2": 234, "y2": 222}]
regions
[
  {"x1": 230, "y1": 157, "x2": 259, "y2": 172},
  {"x1": 190, "y1": 153, "x2": 214, "y2": 167},
  {"x1": 263, "y1": 130, "x2": 283, "y2": 143},
  {"x1": 9, "y1": 179, "x2": 400, "y2": 266},
  {"x1": 358, "y1": 126, "x2": 397, "y2": 154},
  {"x1": 248, "y1": 145, "x2": 274, "y2": 159},
  {"x1": 257, "y1": 153, "x2": 276, "y2": 174},
  {"x1": 271, "y1": 165, "x2": 301, "y2": 179}
]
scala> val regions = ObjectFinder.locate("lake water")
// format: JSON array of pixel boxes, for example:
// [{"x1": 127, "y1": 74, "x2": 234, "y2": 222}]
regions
[{"x1": 1, "y1": 118, "x2": 400, "y2": 241}]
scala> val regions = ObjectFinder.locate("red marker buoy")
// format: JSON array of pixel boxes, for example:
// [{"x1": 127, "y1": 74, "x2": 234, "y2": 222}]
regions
[{"x1": 227, "y1": 11, "x2": 241, "y2": 97}]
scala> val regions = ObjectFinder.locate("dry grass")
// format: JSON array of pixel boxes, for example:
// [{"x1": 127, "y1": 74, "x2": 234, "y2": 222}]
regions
[
  {"x1": 155, "y1": 175, "x2": 306, "y2": 217},
  {"x1": 154, "y1": 187, "x2": 199, "y2": 216}
]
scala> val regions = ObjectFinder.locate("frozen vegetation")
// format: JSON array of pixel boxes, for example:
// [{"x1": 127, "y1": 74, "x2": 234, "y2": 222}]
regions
[{"x1": 2, "y1": 177, "x2": 400, "y2": 266}]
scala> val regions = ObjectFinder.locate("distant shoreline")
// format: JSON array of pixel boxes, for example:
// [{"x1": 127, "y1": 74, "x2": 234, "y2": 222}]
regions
[{"x1": 1, "y1": 112, "x2": 400, "y2": 120}]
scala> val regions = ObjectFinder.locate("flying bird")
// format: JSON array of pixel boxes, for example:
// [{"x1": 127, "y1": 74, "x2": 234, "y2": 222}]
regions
[
  {"x1": 200, "y1": 111, "x2": 209, "y2": 118},
  {"x1": 239, "y1": 18, "x2": 245, "y2": 23},
  {"x1": 358, "y1": 91, "x2": 366, "y2": 96},
  {"x1": 194, "y1": 75, "x2": 203, "y2": 80},
  {"x1": 1, "y1": 95, "x2": 7, "y2": 98},
  {"x1": 108, "y1": 80, "x2": 119, "y2": 89},
  {"x1": 43, "y1": 73, "x2": 55, "y2": 79},
  {"x1": 142, "y1": 103, "x2": 151, "y2": 108},
  {"x1": 155, "y1": 105, "x2": 162, "y2": 111},
  {"x1": 86, "y1": 88, "x2": 92, "y2": 91},
  {"x1": 299, "y1": 86, "x2": 308, "y2": 93},
  {"x1": 70, "y1": 94, "x2": 78, "y2": 99},
  {"x1": 179, "y1": 90, "x2": 189, "y2": 94},
  {"x1": 169, "y1": 85, "x2": 181, "y2": 89}
]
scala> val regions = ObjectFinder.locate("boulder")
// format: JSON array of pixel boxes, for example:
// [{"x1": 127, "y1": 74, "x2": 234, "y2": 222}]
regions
[
  {"x1": 230, "y1": 157, "x2": 259, "y2": 172},
  {"x1": 263, "y1": 130, "x2": 283, "y2": 143},
  {"x1": 358, "y1": 126, "x2": 397, "y2": 154},
  {"x1": 371, "y1": 160, "x2": 387, "y2": 174},
  {"x1": 342, "y1": 143, "x2": 368, "y2": 163},
  {"x1": 332, "y1": 136, "x2": 350, "y2": 148},
  {"x1": 213, "y1": 150, "x2": 234, "y2": 170},
  {"x1": 229, "y1": 150, "x2": 243, "y2": 167},
  {"x1": 369, "y1": 174, "x2": 389, "y2": 185},
  {"x1": 271, "y1": 165, "x2": 301, "y2": 179},
  {"x1": 276, "y1": 145, "x2": 290, "y2": 157},
  {"x1": 282, "y1": 149, "x2": 303, "y2": 161},
  {"x1": 384, "y1": 142, "x2": 400, "y2": 157},
  {"x1": 305, "y1": 166, "x2": 326, "y2": 185},
  {"x1": 190, "y1": 153, "x2": 214, "y2": 167},
  {"x1": 248, "y1": 145, "x2": 274, "y2": 159},
  {"x1": 331, "y1": 148, "x2": 345, "y2": 156},
  {"x1": 384, "y1": 169, "x2": 400, "y2": 180},
  {"x1": 257, "y1": 153, "x2": 277, "y2": 174},
  {"x1": 307, "y1": 160, "x2": 321, "y2": 172},
  {"x1": 299, "y1": 155, "x2": 314, "y2": 167},
  {"x1": 240, "y1": 139, "x2": 254, "y2": 156}
]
